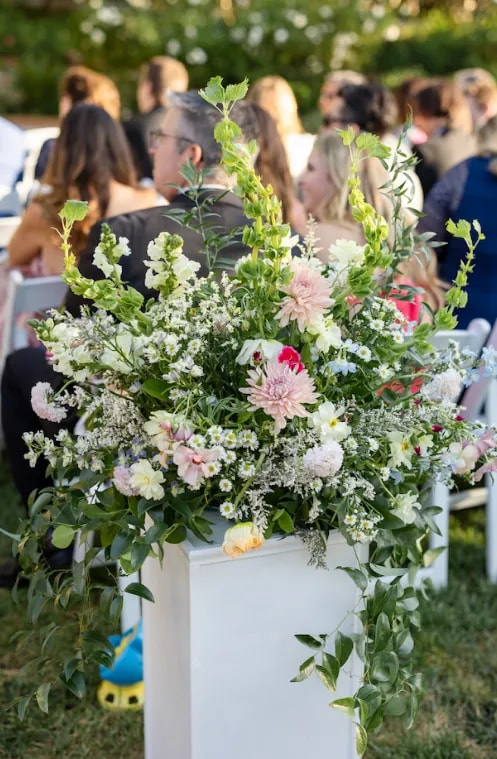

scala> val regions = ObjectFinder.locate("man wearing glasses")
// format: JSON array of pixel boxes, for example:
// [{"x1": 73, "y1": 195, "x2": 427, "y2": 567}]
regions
[{"x1": 0, "y1": 92, "x2": 260, "y2": 575}]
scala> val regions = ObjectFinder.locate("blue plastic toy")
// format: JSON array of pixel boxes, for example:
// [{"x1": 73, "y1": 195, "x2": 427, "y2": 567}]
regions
[{"x1": 97, "y1": 619, "x2": 144, "y2": 711}]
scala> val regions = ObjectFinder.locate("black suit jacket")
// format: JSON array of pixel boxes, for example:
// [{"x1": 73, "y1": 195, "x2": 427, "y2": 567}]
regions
[{"x1": 64, "y1": 189, "x2": 252, "y2": 316}]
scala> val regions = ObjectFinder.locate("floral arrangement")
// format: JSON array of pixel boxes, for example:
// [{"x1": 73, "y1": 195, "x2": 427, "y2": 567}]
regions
[{"x1": 15, "y1": 79, "x2": 497, "y2": 753}]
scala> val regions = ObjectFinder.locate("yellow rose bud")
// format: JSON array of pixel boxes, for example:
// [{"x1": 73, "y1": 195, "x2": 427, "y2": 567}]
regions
[{"x1": 222, "y1": 522, "x2": 264, "y2": 558}]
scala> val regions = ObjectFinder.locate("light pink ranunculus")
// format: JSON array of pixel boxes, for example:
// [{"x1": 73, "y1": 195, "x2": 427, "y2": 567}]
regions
[
  {"x1": 173, "y1": 446, "x2": 220, "y2": 487},
  {"x1": 277, "y1": 262, "x2": 332, "y2": 331},
  {"x1": 241, "y1": 360, "x2": 319, "y2": 433}
]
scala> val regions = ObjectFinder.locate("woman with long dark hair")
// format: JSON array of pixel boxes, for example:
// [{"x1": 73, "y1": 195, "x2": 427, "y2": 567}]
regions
[{"x1": 9, "y1": 103, "x2": 156, "y2": 275}]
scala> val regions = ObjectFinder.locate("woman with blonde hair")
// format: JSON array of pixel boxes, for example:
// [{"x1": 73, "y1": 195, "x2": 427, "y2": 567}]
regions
[
  {"x1": 247, "y1": 75, "x2": 314, "y2": 181},
  {"x1": 299, "y1": 131, "x2": 445, "y2": 319}
]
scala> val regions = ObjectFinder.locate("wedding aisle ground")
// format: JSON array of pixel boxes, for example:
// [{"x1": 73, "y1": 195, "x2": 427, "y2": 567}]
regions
[{"x1": 0, "y1": 452, "x2": 496, "y2": 759}]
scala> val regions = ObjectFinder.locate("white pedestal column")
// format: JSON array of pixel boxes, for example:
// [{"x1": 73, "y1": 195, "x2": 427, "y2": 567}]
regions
[{"x1": 142, "y1": 519, "x2": 364, "y2": 759}]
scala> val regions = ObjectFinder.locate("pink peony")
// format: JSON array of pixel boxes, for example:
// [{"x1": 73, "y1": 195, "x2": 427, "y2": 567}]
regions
[
  {"x1": 278, "y1": 346, "x2": 304, "y2": 373},
  {"x1": 240, "y1": 360, "x2": 319, "y2": 433},
  {"x1": 173, "y1": 446, "x2": 220, "y2": 488},
  {"x1": 277, "y1": 262, "x2": 332, "y2": 331}
]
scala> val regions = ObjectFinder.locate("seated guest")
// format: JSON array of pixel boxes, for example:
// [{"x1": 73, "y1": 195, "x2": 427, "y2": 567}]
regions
[
  {"x1": 407, "y1": 77, "x2": 477, "y2": 196},
  {"x1": 321, "y1": 81, "x2": 424, "y2": 212},
  {"x1": 123, "y1": 56, "x2": 189, "y2": 183},
  {"x1": 247, "y1": 75, "x2": 315, "y2": 182},
  {"x1": 299, "y1": 131, "x2": 444, "y2": 320},
  {"x1": 8, "y1": 103, "x2": 156, "y2": 276},
  {"x1": 418, "y1": 114, "x2": 497, "y2": 327},
  {"x1": 1, "y1": 91, "x2": 260, "y2": 528},
  {"x1": 34, "y1": 65, "x2": 121, "y2": 182},
  {"x1": 250, "y1": 103, "x2": 306, "y2": 232}
]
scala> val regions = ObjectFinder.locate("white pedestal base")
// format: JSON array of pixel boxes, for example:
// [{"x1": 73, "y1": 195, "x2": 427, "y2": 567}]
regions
[{"x1": 142, "y1": 519, "x2": 364, "y2": 759}]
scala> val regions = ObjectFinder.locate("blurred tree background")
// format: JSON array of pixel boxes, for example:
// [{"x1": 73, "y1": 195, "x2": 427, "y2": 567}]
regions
[{"x1": 1, "y1": 0, "x2": 496, "y2": 120}]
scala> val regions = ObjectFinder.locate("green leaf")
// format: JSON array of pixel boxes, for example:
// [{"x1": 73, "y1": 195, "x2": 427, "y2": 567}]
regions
[
  {"x1": 290, "y1": 655, "x2": 315, "y2": 682},
  {"x1": 277, "y1": 511, "x2": 294, "y2": 533},
  {"x1": 63, "y1": 670, "x2": 86, "y2": 699},
  {"x1": 59, "y1": 199, "x2": 89, "y2": 223},
  {"x1": 331, "y1": 696, "x2": 356, "y2": 719},
  {"x1": 199, "y1": 76, "x2": 225, "y2": 106},
  {"x1": 35, "y1": 682, "x2": 51, "y2": 714},
  {"x1": 110, "y1": 532, "x2": 133, "y2": 560},
  {"x1": 51, "y1": 525, "x2": 76, "y2": 549},
  {"x1": 295, "y1": 634, "x2": 323, "y2": 650},
  {"x1": 374, "y1": 612, "x2": 391, "y2": 652},
  {"x1": 384, "y1": 695, "x2": 407, "y2": 716},
  {"x1": 316, "y1": 664, "x2": 337, "y2": 691},
  {"x1": 356, "y1": 723, "x2": 368, "y2": 757},
  {"x1": 123, "y1": 581, "x2": 154, "y2": 603},
  {"x1": 370, "y1": 651, "x2": 399, "y2": 683},
  {"x1": 164, "y1": 523, "x2": 187, "y2": 544},
  {"x1": 334, "y1": 633, "x2": 353, "y2": 666},
  {"x1": 16, "y1": 695, "x2": 32, "y2": 721},
  {"x1": 141, "y1": 378, "x2": 169, "y2": 400},
  {"x1": 369, "y1": 563, "x2": 408, "y2": 578},
  {"x1": 337, "y1": 565, "x2": 369, "y2": 592}
]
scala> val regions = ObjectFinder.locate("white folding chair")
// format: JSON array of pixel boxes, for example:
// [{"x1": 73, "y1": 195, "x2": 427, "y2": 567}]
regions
[
  {"x1": 0, "y1": 268, "x2": 68, "y2": 358},
  {"x1": 15, "y1": 126, "x2": 59, "y2": 207},
  {"x1": 0, "y1": 216, "x2": 21, "y2": 253},
  {"x1": 421, "y1": 318, "x2": 494, "y2": 588}
]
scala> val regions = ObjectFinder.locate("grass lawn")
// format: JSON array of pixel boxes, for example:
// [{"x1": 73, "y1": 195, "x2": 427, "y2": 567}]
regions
[{"x1": 0, "y1": 453, "x2": 496, "y2": 758}]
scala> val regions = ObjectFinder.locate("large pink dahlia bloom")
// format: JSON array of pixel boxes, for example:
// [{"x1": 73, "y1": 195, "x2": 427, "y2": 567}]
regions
[
  {"x1": 241, "y1": 360, "x2": 319, "y2": 433},
  {"x1": 277, "y1": 262, "x2": 332, "y2": 331}
]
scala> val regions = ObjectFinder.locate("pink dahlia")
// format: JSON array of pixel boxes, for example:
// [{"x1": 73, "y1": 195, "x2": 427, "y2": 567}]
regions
[
  {"x1": 240, "y1": 360, "x2": 319, "y2": 433},
  {"x1": 278, "y1": 262, "x2": 332, "y2": 331}
]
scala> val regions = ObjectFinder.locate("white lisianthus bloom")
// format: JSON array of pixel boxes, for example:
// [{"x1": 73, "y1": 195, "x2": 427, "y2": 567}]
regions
[
  {"x1": 222, "y1": 522, "x2": 264, "y2": 558},
  {"x1": 328, "y1": 239, "x2": 366, "y2": 268},
  {"x1": 387, "y1": 430, "x2": 413, "y2": 469},
  {"x1": 309, "y1": 401, "x2": 350, "y2": 442},
  {"x1": 235, "y1": 339, "x2": 284, "y2": 365},
  {"x1": 421, "y1": 368, "x2": 462, "y2": 404},
  {"x1": 392, "y1": 492, "x2": 420, "y2": 524},
  {"x1": 306, "y1": 316, "x2": 342, "y2": 352},
  {"x1": 129, "y1": 460, "x2": 165, "y2": 500},
  {"x1": 303, "y1": 440, "x2": 344, "y2": 477}
]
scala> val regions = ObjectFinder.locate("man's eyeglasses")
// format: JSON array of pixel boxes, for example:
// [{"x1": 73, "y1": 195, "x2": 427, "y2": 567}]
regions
[
  {"x1": 322, "y1": 116, "x2": 347, "y2": 128},
  {"x1": 149, "y1": 129, "x2": 195, "y2": 149}
]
